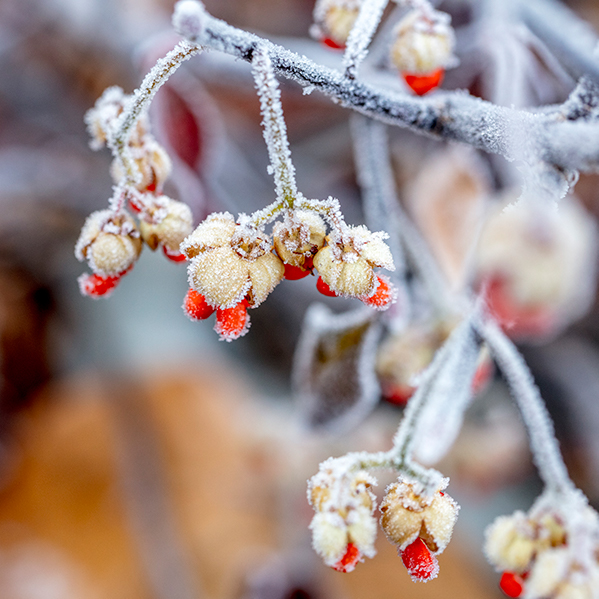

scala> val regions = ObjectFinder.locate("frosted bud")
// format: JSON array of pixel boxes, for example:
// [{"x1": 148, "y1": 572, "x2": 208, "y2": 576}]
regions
[
  {"x1": 85, "y1": 87, "x2": 128, "y2": 150},
  {"x1": 273, "y1": 211, "x2": 326, "y2": 267},
  {"x1": 111, "y1": 142, "x2": 172, "y2": 192},
  {"x1": 313, "y1": 225, "x2": 394, "y2": 297},
  {"x1": 139, "y1": 197, "x2": 193, "y2": 252},
  {"x1": 308, "y1": 458, "x2": 378, "y2": 569},
  {"x1": 390, "y1": 9, "x2": 456, "y2": 75},
  {"x1": 173, "y1": 0, "x2": 206, "y2": 42},
  {"x1": 75, "y1": 210, "x2": 142, "y2": 277},
  {"x1": 380, "y1": 478, "x2": 458, "y2": 554},
  {"x1": 182, "y1": 212, "x2": 284, "y2": 309}
]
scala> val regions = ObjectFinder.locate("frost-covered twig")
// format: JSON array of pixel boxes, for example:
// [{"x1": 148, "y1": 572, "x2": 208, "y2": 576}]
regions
[
  {"x1": 183, "y1": 5, "x2": 599, "y2": 175},
  {"x1": 350, "y1": 115, "x2": 451, "y2": 315},
  {"x1": 343, "y1": 0, "x2": 389, "y2": 78},
  {"x1": 111, "y1": 41, "x2": 202, "y2": 188},
  {"x1": 475, "y1": 317, "x2": 575, "y2": 495},
  {"x1": 251, "y1": 44, "x2": 299, "y2": 211}
]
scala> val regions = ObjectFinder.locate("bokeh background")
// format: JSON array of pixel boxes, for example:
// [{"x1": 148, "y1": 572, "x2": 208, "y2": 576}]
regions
[{"x1": 1, "y1": 0, "x2": 599, "y2": 597}]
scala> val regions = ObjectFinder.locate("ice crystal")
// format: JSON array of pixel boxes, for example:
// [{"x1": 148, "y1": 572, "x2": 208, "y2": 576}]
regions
[{"x1": 172, "y1": 0, "x2": 206, "y2": 43}]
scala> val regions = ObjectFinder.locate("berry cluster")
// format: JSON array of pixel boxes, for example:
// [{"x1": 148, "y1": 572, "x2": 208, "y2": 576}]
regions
[
  {"x1": 76, "y1": 87, "x2": 193, "y2": 298},
  {"x1": 308, "y1": 458, "x2": 459, "y2": 582},
  {"x1": 312, "y1": 0, "x2": 456, "y2": 95}
]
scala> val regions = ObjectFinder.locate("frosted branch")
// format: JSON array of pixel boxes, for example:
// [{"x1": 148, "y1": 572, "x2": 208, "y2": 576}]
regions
[
  {"x1": 111, "y1": 41, "x2": 202, "y2": 187},
  {"x1": 475, "y1": 317, "x2": 575, "y2": 495},
  {"x1": 343, "y1": 0, "x2": 389, "y2": 78},
  {"x1": 251, "y1": 43, "x2": 298, "y2": 210},
  {"x1": 191, "y1": 8, "x2": 599, "y2": 174}
]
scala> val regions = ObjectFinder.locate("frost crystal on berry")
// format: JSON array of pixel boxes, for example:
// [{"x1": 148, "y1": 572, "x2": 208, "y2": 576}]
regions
[
  {"x1": 380, "y1": 477, "x2": 459, "y2": 555},
  {"x1": 75, "y1": 209, "x2": 142, "y2": 277},
  {"x1": 139, "y1": 196, "x2": 193, "y2": 254},
  {"x1": 273, "y1": 210, "x2": 326, "y2": 268},
  {"x1": 308, "y1": 457, "x2": 378, "y2": 570},
  {"x1": 313, "y1": 225, "x2": 394, "y2": 297},
  {"x1": 181, "y1": 212, "x2": 284, "y2": 309}
]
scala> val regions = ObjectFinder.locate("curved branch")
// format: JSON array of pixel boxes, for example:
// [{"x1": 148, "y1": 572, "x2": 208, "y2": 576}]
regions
[{"x1": 191, "y1": 9, "x2": 599, "y2": 173}]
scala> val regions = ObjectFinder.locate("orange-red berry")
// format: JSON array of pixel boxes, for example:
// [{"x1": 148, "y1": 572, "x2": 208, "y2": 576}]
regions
[
  {"x1": 402, "y1": 68, "x2": 444, "y2": 95},
  {"x1": 162, "y1": 244, "x2": 187, "y2": 262},
  {"x1": 215, "y1": 301, "x2": 249, "y2": 341},
  {"x1": 362, "y1": 275, "x2": 394, "y2": 310},
  {"x1": 332, "y1": 543, "x2": 361, "y2": 573},
  {"x1": 183, "y1": 288, "x2": 215, "y2": 320},
  {"x1": 321, "y1": 36, "x2": 345, "y2": 50},
  {"x1": 316, "y1": 276, "x2": 338, "y2": 297},
  {"x1": 400, "y1": 538, "x2": 439, "y2": 582},
  {"x1": 499, "y1": 572, "x2": 525, "y2": 598},
  {"x1": 79, "y1": 272, "x2": 120, "y2": 298}
]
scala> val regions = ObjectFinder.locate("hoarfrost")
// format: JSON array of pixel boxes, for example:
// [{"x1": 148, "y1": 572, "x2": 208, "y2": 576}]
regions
[{"x1": 172, "y1": 0, "x2": 206, "y2": 43}]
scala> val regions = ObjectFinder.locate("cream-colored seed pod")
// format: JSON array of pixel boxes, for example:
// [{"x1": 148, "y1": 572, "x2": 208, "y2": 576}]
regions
[
  {"x1": 525, "y1": 548, "x2": 570, "y2": 598},
  {"x1": 88, "y1": 233, "x2": 142, "y2": 277},
  {"x1": 310, "y1": 512, "x2": 349, "y2": 566},
  {"x1": 323, "y1": 4, "x2": 360, "y2": 46},
  {"x1": 139, "y1": 199, "x2": 193, "y2": 251},
  {"x1": 380, "y1": 481, "x2": 458, "y2": 553},
  {"x1": 182, "y1": 212, "x2": 284, "y2": 309},
  {"x1": 75, "y1": 210, "x2": 142, "y2": 277},
  {"x1": 273, "y1": 211, "x2": 326, "y2": 267},
  {"x1": 390, "y1": 10, "x2": 455, "y2": 74},
  {"x1": 484, "y1": 513, "x2": 536, "y2": 573},
  {"x1": 110, "y1": 143, "x2": 172, "y2": 191},
  {"x1": 314, "y1": 226, "x2": 394, "y2": 297}
]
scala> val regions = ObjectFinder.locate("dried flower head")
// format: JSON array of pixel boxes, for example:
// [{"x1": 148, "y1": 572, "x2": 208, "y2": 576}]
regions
[
  {"x1": 181, "y1": 212, "x2": 284, "y2": 309},
  {"x1": 380, "y1": 477, "x2": 459, "y2": 554},
  {"x1": 313, "y1": 225, "x2": 394, "y2": 297},
  {"x1": 75, "y1": 209, "x2": 142, "y2": 277},
  {"x1": 273, "y1": 210, "x2": 326, "y2": 268},
  {"x1": 390, "y1": 9, "x2": 456, "y2": 75},
  {"x1": 139, "y1": 196, "x2": 193, "y2": 253},
  {"x1": 308, "y1": 457, "x2": 378, "y2": 571}
]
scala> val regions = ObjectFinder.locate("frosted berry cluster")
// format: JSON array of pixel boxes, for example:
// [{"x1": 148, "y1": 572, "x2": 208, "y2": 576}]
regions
[
  {"x1": 75, "y1": 86, "x2": 193, "y2": 297},
  {"x1": 308, "y1": 458, "x2": 459, "y2": 582}
]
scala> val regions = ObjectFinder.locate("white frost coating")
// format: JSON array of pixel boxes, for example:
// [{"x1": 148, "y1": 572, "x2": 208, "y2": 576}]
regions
[
  {"x1": 411, "y1": 322, "x2": 480, "y2": 466},
  {"x1": 111, "y1": 41, "x2": 202, "y2": 188},
  {"x1": 476, "y1": 317, "x2": 575, "y2": 495},
  {"x1": 172, "y1": 0, "x2": 206, "y2": 42},
  {"x1": 251, "y1": 44, "x2": 299, "y2": 208},
  {"x1": 343, "y1": 0, "x2": 389, "y2": 77}
]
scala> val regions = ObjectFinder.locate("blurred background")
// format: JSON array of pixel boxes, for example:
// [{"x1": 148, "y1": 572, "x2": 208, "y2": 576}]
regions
[{"x1": 1, "y1": 0, "x2": 599, "y2": 597}]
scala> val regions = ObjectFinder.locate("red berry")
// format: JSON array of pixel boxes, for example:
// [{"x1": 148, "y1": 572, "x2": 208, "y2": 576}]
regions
[
  {"x1": 128, "y1": 201, "x2": 142, "y2": 214},
  {"x1": 316, "y1": 276, "x2": 338, "y2": 297},
  {"x1": 402, "y1": 68, "x2": 444, "y2": 96},
  {"x1": 400, "y1": 538, "x2": 439, "y2": 582},
  {"x1": 145, "y1": 181, "x2": 157, "y2": 193},
  {"x1": 382, "y1": 383, "x2": 415, "y2": 406},
  {"x1": 79, "y1": 273, "x2": 120, "y2": 298},
  {"x1": 162, "y1": 245, "x2": 187, "y2": 262},
  {"x1": 499, "y1": 572, "x2": 525, "y2": 598},
  {"x1": 362, "y1": 275, "x2": 394, "y2": 310},
  {"x1": 332, "y1": 543, "x2": 361, "y2": 573},
  {"x1": 472, "y1": 359, "x2": 493, "y2": 395},
  {"x1": 483, "y1": 276, "x2": 553, "y2": 339},
  {"x1": 215, "y1": 301, "x2": 250, "y2": 341},
  {"x1": 321, "y1": 37, "x2": 345, "y2": 50},
  {"x1": 183, "y1": 289, "x2": 215, "y2": 320},
  {"x1": 284, "y1": 260, "x2": 312, "y2": 280}
]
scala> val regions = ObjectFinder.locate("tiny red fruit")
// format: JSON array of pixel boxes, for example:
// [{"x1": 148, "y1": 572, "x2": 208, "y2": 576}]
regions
[
  {"x1": 284, "y1": 264, "x2": 311, "y2": 280},
  {"x1": 214, "y1": 301, "x2": 250, "y2": 341},
  {"x1": 499, "y1": 572, "x2": 525, "y2": 598},
  {"x1": 321, "y1": 37, "x2": 345, "y2": 50},
  {"x1": 403, "y1": 68, "x2": 444, "y2": 96},
  {"x1": 362, "y1": 275, "x2": 394, "y2": 310},
  {"x1": 400, "y1": 538, "x2": 439, "y2": 582},
  {"x1": 316, "y1": 276, "x2": 338, "y2": 297},
  {"x1": 79, "y1": 272, "x2": 120, "y2": 298},
  {"x1": 162, "y1": 245, "x2": 187, "y2": 262},
  {"x1": 332, "y1": 543, "x2": 361, "y2": 573},
  {"x1": 183, "y1": 289, "x2": 215, "y2": 320}
]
